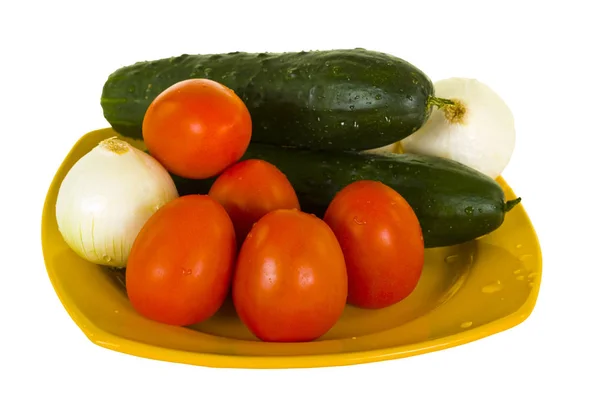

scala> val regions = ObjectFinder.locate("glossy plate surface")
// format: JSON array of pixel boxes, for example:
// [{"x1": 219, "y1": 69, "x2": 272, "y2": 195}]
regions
[{"x1": 42, "y1": 128, "x2": 542, "y2": 368}]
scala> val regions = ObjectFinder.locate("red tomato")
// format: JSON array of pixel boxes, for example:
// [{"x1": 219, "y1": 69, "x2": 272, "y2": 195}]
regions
[
  {"x1": 232, "y1": 209, "x2": 348, "y2": 342},
  {"x1": 323, "y1": 180, "x2": 424, "y2": 309},
  {"x1": 126, "y1": 195, "x2": 237, "y2": 326},
  {"x1": 142, "y1": 78, "x2": 252, "y2": 179},
  {"x1": 208, "y1": 159, "x2": 300, "y2": 246}
]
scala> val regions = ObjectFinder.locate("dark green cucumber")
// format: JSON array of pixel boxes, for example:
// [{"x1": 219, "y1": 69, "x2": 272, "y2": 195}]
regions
[
  {"x1": 169, "y1": 143, "x2": 520, "y2": 248},
  {"x1": 101, "y1": 49, "x2": 448, "y2": 151}
]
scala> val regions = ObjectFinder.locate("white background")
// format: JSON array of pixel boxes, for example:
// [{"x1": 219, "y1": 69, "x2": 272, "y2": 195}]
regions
[{"x1": 2, "y1": 1, "x2": 599, "y2": 399}]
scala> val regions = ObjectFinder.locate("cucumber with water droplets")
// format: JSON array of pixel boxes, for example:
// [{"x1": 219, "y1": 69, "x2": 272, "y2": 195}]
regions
[
  {"x1": 101, "y1": 49, "x2": 451, "y2": 151},
  {"x1": 169, "y1": 142, "x2": 521, "y2": 248}
]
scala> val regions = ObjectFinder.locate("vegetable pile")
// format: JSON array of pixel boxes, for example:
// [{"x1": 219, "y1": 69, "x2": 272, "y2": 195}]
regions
[{"x1": 56, "y1": 48, "x2": 521, "y2": 342}]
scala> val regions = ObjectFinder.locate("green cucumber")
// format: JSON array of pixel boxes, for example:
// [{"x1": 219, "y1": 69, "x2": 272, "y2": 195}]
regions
[
  {"x1": 169, "y1": 143, "x2": 520, "y2": 248},
  {"x1": 101, "y1": 49, "x2": 451, "y2": 151}
]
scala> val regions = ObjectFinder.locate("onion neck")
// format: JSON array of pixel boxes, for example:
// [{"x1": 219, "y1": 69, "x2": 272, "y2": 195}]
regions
[
  {"x1": 427, "y1": 96, "x2": 468, "y2": 125},
  {"x1": 99, "y1": 137, "x2": 130, "y2": 154},
  {"x1": 443, "y1": 99, "x2": 467, "y2": 124}
]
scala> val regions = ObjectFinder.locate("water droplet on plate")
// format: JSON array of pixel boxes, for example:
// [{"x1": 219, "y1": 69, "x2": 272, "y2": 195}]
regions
[
  {"x1": 528, "y1": 272, "x2": 538, "y2": 279},
  {"x1": 516, "y1": 244, "x2": 523, "y2": 249},
  {"x1": 482, "y1": 280, "x2": 503, "y2": 294},
  {"x1": 460, "y1": 321, "x2": 472, "y2": 328},
  {"x1": 513, "y1": 269, "x2": 522, "y2": 275},
  {"x1": 516, "y1": 275, "x2": 525, "y2": 281},
  {"x1": 445, "y1": 254, "x2": 459, "y2": 264},
  {"x1": 519, "y1": 254, "x2": 533, "y2": 261}
]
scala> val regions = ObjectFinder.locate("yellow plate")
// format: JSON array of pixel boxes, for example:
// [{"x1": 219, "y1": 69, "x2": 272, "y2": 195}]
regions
[{"x1": 41, "y1": 128, "x2": 542, "y2": 369}]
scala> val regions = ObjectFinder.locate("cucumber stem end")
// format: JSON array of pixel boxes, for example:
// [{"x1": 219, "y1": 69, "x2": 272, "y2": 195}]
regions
[
  {"x1": 427, "y1": 96, "x2": 455, "y2": 109},
  {"x1": 504, "y1": 197, "x2": 522, "y2": 212}
]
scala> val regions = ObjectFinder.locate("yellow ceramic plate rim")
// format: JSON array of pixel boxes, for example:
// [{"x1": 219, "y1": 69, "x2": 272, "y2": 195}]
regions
[{"x1": 42, "y1": 129, "x2": 543, "y2": 369}]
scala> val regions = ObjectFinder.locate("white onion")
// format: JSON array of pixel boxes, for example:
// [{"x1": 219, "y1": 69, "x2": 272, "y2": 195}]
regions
[
  {"x1": 55, "y1": 137, "x2": 179, "y2": 268},
  {"x1": 361, "y1": 142, "x2": 400, "y2": 155},
  {"x1": 401, "y1": 78, "x2": 516, "y2": 179}
]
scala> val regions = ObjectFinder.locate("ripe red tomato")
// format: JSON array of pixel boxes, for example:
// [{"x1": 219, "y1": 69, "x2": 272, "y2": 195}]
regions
[
  {"x1": 208, "y1": 159, "x2": 300, "y2": 246},
  {"x1": 126, "y1": 195, "x2": 237, "y2": 326},
  {"x1": 232, "y1": 209, "x2": 348, "y2": 342},
  {"x1": 323, "y1": 180, "x2": 424, "y2": 309},
  {"x1": 142, "y1": 78, "x2": 252, "y2": 179}
]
